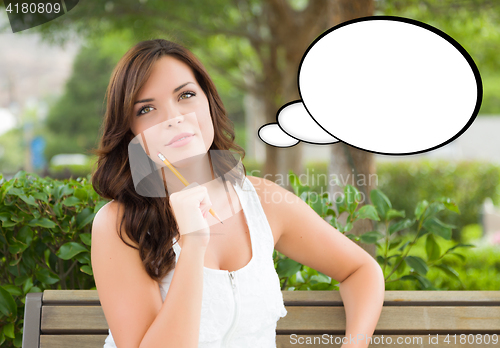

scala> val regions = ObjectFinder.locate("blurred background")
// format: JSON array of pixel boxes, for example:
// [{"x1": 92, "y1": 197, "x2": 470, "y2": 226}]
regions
[{"x1": 1, "y1": 0, "x2": 500, "y2": 263}]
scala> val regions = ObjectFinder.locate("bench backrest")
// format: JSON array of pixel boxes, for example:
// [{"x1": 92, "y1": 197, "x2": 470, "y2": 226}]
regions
[{"x1": 22, "y1": 290, "x2": 500, "y2": 348}]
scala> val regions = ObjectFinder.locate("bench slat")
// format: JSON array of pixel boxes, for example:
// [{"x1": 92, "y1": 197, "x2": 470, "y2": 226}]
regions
[
  {"x1": 42, "y1": 290, "x2": 500, "y2": 306},
  {"x1": 279, "y1": 306, "x2": 500, "y2": 333},
  {"x1": 40, "y1": 305, "x2": 500, "y2": 334},
  {"x1": 41, "y1": 306, "x2": 108, "y2": 334},
  {"x1": 43, "y1": 290, "x2": 100, "y2": 305},
  {"x1": 282, "y1": 290, "x2": 500, "y2": 306},
  {"x1": 40, "y1": 335, "x2": 108, "y2": 348}
]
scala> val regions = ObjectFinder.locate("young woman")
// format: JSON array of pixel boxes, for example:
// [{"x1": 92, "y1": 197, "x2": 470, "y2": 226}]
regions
[{"x1": 91, "y1": 39, "x2": 385, "y2": 348}]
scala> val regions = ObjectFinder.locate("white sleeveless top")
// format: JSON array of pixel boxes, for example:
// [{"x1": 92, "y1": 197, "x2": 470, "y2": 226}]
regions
[{"x1": 104, "y1": 176, "x2": 287, "y2": 348}]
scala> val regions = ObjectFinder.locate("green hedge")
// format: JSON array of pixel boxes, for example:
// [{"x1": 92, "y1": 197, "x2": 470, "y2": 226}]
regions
[
  {"x1": 376, "y1": 160, "x2": 500, "y2": 241},
  {"x1": 275, "y1": 171, "x2": 479, "y2": 292},
  {"x1": 0, "y1": 171, "x2": 108, "y2": 347},
  {"x1": 384, "y1": 226, "x2": 500, "y2": 290}
]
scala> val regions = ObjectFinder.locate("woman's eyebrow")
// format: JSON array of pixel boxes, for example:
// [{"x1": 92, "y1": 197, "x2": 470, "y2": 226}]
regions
[
  {"x1": 134, "y1": 82, "x2": 195, "y2": 105},
  {"x1": 173, "y1": 81, "x2": 195, "y2": 93}
]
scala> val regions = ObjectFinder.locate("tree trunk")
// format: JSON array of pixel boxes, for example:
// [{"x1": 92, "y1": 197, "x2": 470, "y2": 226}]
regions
[
  {"x1": 329, "y1": 144, "x2": 378, "y2": 258},
  {"x1": 259, "y1": 0, "x2": 339, "y2": 189},
  {"x1": 328, "y1": 0, "x2": 377, "y2": 258},
  {"x1": 262, "y1": 36, "x2": 304, "y2": 189}
]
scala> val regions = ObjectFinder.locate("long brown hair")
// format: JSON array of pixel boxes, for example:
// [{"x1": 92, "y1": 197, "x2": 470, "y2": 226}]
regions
[{"x1": 91, "y1": 39, "x2": 246, "y2": 282}]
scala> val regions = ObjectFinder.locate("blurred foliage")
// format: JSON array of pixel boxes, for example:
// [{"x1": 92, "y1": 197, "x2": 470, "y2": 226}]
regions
[
  {"x1": 380, "y1": 0, "x2": 500, "y2": 114},
  {"x1": 481, "y1": 74, "x2": 500, "y2": 114},
  {"x1": 234, "y1": 125, "x2": 247, "y2": 153},
  {"x1": 0, "y1": 128, "x2": 23, "y2": 174},
  {"x1": 243, "y1": 157, "x2": 264, "y2": 177},
  {"x1": 43, "y1": 34, "x2": 123, "y2": 162},
  {"x1": 460, "y1": 223, "x2": 483, "y2": 243},
  {"x1": 0, "y1": 102, "x2": 50, "y2": 174},
  {"x1": 380, "y1": 0, "x2": 500, "y2": 71}
]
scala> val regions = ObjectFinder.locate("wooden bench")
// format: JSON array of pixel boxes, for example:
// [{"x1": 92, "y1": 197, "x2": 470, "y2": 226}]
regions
[{"x1": 22, "y1": 290, "x2": 500, "y2": 348}]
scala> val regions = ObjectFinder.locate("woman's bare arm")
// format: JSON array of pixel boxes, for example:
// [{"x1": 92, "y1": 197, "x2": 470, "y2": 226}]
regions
[
  {"x1": 91, "y1": 201, "x2": 206, "y2": 348},
  {"x1": 248, "y1": 176, "x2": 385, "y2": 348},
  {"x1": 139, "y1": 238, "x2": 206, "y2": 348}
]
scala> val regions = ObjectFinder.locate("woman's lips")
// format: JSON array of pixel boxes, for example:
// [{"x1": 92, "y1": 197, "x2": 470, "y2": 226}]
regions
[
  {"x1": 166, "y1": 134, "x2": 194, "y2": 148},
  {"x1": 166, "y1": 132, "x2": 194, "y2": 145}
]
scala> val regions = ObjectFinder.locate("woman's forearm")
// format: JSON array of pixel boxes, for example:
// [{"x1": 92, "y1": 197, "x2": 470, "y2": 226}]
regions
[
  {"x1": 338, "y1": 260, "x2": 385, "y2": 348},
  {"x1": 139, "y1": 240, "x2": 206, "y2": 348}
]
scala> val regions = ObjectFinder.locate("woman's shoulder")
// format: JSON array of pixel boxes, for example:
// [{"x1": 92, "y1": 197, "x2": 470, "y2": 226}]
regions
[
  {"x1": 94, "y1": 200, "x2": 122, "y2": 227},
  {"x1": 245, "y1": 175, "x2": 274, "y2": 193},
  {"x1": 245, "y1": 175, "x2": 296, "y2": 206},
  {"x1": 244, "y1": 175, "x2": 297, "y2": 240},
  {"x1": 93, "y1": 200, "x2": 139, "y2": 249}
]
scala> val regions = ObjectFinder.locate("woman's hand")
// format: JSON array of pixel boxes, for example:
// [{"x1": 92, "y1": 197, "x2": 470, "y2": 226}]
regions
[{"x1": 169, "y1": 182, "x2": 212, "y2": 248}]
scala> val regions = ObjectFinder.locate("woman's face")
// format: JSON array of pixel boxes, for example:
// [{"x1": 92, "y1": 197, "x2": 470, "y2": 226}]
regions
[{"x1": 130, "y1": 55, "x2": 214, "y2": 167}]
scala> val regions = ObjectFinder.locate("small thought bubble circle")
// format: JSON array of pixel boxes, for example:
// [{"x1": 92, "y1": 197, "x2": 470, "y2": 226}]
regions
[
  {"x1": 258, "y1": 123, "x2": 299, "y2": 147},
  {"x1": 259, "y1": 16, "x2": 482, "y2": 155}
]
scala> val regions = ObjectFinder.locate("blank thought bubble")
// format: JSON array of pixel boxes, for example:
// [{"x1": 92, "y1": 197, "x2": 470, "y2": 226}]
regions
[{"x1": 258, "y1": 16, "x2": 482, "y2": 155}]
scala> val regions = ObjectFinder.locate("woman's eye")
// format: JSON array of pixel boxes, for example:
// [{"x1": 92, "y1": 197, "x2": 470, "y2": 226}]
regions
[
  {"x1": 179, "y1": 91, "x2": 196, "y2": 100},
  {"x1": 137, "y1": 105, "x2": 154, "y2": 116},
  {"x1": 136, "y1": 91, "x2": 195, "y2": 116}
]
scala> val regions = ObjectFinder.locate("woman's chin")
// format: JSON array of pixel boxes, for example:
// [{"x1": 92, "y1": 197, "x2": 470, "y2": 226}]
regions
[{"x1": 166, "y1": 150, "x2": 208, "y2": 168}]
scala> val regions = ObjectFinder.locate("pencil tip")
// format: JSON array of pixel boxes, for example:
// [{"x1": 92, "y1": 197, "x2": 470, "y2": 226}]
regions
[{"x1": 212, "y1": 211, "x2": 223, "y2": 224}]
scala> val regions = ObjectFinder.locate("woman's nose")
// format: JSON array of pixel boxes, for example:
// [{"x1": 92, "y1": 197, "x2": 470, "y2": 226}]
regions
[{"x1": 164, "y1": 114, "x2": 184, "y2": 128}]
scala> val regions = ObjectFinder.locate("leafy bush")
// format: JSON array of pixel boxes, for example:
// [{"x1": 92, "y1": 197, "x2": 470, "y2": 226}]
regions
[
  {"x1": 376, "y1": 160, "x2": 500, "y2": 241},
  {"x1": 384, "y1": 233, "x2": 500, "y2": 290},
  {"x1": 0, "y1": 171, "x2": 108, "y2": 347},
  {"x1": 275, "y1": 170, "x2": 475, "y2": 291}
]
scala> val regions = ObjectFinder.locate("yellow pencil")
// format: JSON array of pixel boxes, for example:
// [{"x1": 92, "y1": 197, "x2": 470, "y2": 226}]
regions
[{"x1": 157, "y1": 151, "x2": 223, "y2": 224}]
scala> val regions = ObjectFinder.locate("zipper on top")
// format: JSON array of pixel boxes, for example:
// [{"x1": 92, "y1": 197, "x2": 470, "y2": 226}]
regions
[
  {"x1": 229, "y1": 271, "x2": 236, "y2": 289},
  {"x1": 222, "y1": 271, "x2": 239, "y2": 347}
]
